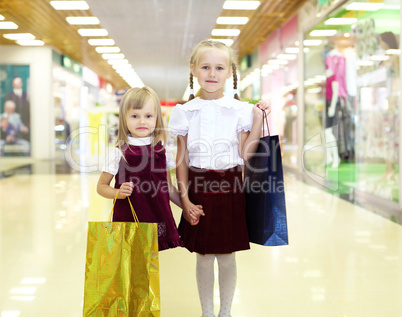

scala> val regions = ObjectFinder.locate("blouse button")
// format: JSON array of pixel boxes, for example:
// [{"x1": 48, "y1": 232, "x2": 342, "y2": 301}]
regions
[{"x1": 220, "y1": 172, "x2": 225, "y2": 177}]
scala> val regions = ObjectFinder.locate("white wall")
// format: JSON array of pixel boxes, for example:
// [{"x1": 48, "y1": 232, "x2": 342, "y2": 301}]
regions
[{"x1": 0, "y1": 45, "x2": 54, "y2": 159}]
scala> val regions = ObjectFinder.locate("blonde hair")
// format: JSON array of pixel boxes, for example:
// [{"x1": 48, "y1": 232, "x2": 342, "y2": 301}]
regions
[
  {"x1": 116, "y1": 87, "x2": 166, "y2": 153},
  {"x1": 189, "y1": 40, "x2": 240, "y2": 101}
]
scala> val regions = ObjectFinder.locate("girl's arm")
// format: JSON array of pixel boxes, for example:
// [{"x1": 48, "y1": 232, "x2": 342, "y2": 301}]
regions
[
  {"x1": 176, "y1": 134, "x2": 204, "y2": 225},
  {"x1": 238, "y1": 101, "x2": 270, "y2": 161},
  {"x1": 97, "y1": 171, "x2": 133, "y2": 199},
  {"x1": 166, "y1": 170, "x2": 182, "y2": 208}
]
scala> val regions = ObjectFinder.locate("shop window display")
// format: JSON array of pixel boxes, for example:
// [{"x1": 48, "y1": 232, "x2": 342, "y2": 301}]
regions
[
  {"x1": 303, "y1": 0, "x2": 400, "y2": 203},
  {"x1": 0, "y1": 65, "x2": 31, "y2": 157}
]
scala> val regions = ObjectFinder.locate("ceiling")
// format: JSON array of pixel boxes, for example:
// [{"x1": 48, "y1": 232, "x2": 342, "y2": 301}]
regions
[{"x1": 0, "y1": 0, "x2": 307, "y2": 101}]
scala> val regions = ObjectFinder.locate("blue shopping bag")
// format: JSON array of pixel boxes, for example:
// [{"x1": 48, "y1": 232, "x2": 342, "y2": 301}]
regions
[{"x1": 244, "y1": 110, "x2": 288, "y2": 246}]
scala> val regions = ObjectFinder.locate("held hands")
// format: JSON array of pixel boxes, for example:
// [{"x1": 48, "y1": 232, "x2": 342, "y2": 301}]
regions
[
  {"x1": 183, "y1": 202, "x2": 204, "y2": 226},
  {"x1": 118, "y1": 182, "x2": 134, "y2": 199}
]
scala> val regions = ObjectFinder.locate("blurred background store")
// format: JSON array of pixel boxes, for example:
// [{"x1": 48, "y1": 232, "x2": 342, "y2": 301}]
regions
[{"x1": 1, "y1": 0, "x2": 402, "y2": 316}]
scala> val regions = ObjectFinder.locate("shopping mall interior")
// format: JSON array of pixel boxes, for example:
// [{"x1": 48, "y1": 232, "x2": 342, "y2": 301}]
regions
[{"x1": 1, "y1": 0, "x2": 402, "y2": 316}]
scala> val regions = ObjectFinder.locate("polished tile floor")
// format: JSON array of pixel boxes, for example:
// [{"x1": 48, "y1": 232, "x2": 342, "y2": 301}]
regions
[{"x1": 1, "y1": 160, "x2": 402, "y2": 317}]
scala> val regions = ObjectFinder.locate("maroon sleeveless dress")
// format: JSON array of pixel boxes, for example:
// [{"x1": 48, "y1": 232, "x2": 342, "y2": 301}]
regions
[{"x1": 113, "y1": 142, "x2": 182, "y2": 251}]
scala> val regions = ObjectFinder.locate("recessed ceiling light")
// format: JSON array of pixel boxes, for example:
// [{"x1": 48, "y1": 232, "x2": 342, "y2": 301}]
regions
[
  {"x1": 223, "y1": 1, "x2": 260, "y2": 10},
  {"x1": 107, "y1": 59, "x2": 129, "y2": 65},
  {"x1": 386, "y1": 49, "x2": 401, "y2": 55},
  {"x1": 88, "y1": 39, "x2": 115, "y2": 46},
  {"x1": 268, "y1": 59, "x2": 288, "y2": 65},
  {"x1": 50, "y1": 1, "x2": 89, "y2": 10},
  {"x1": 78, "y1": 29, "x2": 108, "y2": 36},
  {"x1": 357, "y1": 60, "x2": 374, "y2": 66},
  {"x1": 0, "y1": 14, "x2": 5, "y2": 20},
  {"x1": 277, "y1": 54, "x2": 297, "y2": 60},
  {"x1": 210, "y1": 38, "x2": 234, "y2": 46},
  {"x1": 370, "y1": 55, "x2": 389, "y2": 61},
  {"x1": 346, "y1": 2, "x2": 384, "y2": 11},
  {"x1": 310, "y1": 29, "x2": 338, "y2": 37},
  {"x1": 285, "y1": 47, "x2": 299, "y2": 54},
  {"x1": 95, "y1": 46, "x2": 121, "y2": 53},
  {"x1": 0, "y1": 21, "x2": 18, "y2": 29},
  {"x1": 216, "y1": 17, "x2": 249, "y2": 25},
  {"x1": 66, "y1": 17, "x2": 100, "y2": 25},
  {"x1": 325, "y1": 18, "x2": 357, "y2": 25},
  {"x1": 211, "y1": 29, "x2": 240, "y2": 37},
  {"x1": 16, "y1": 40, "x2": 45, "y2": 46},
  {"x1": 102, "y1": 53, "x2": 125, "y2": 60},
  {"x1": 3, "y1": 33, "x2": 35, "y2": 40},
  {"x1": 303, "y1": 40, "x2": 323, "y2": 46}
]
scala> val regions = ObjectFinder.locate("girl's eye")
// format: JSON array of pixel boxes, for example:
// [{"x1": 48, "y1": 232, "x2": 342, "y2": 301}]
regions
[
  {"x1": 217, "y1": 67, "x2": 224, "y2": 71},
  {"x1": 146, "y1": 115, "x2": 152, "y2": 119},
  {"x1": 201, "y1": 66, "x2": 209, "y2": 70},
  {"x1": 132, "y1": 115, "x2": 137, "y2": 118}
]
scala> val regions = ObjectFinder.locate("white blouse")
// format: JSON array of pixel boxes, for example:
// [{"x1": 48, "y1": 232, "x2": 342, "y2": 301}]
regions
[
  {"x1": 168, "y1": 96, "x2": 254, "y2": 170},
  {"x1": 102, "y1": 136, "x2": 175, "y2": 175}
]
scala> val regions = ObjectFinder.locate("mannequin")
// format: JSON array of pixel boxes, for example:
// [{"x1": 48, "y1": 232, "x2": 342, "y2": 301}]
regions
[{"x1": 324, "y1": 35, "x2": 356, "y2": 168}]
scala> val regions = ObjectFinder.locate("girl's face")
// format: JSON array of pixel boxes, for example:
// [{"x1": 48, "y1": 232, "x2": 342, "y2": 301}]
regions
[
  {"x1": 126, "y1": 100, "x2": 157, "y2": 138},
  {"x1": 191, "y1": 48, "x2": 232, "y2": 100}
]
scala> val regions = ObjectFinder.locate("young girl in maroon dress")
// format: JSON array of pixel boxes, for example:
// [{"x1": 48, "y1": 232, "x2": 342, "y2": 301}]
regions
[
  {"x1": 168, "y1": 40, "x2": 270, "y2": 317},
  {"x1": 97, "y1": 86, "x2": 182, "y2": 251}
]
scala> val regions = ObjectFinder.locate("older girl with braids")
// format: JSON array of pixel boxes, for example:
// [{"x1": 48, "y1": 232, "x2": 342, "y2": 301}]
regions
[{"x1": 169, "y1": 40, "x2": 269, "y2": 317}]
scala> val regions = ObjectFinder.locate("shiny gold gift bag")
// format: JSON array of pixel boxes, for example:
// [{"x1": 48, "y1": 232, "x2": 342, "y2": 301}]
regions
[{"x1": 83, "y1": 194, "x2": 160, "y2": 316}]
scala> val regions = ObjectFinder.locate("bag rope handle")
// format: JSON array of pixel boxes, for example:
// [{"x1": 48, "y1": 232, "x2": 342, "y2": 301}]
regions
[
  {"x1": 108, "y1": 190, "x2": 140, "y2": 226},
  {"x1": 262, "y1": 109, "x2": 270, "y2": 137}
]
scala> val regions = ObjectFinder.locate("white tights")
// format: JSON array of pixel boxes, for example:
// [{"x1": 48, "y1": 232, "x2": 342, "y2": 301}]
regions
[{"x1": 196, "y1": 253, "x2": 237, "y2": 317}]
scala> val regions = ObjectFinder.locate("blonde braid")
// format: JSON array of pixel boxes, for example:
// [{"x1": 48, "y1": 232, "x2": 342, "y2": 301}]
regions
[
  {"x1": 189, "y1": 73, "x2": 195, "y2": 101},
  {"x1": 232, "y1": 64, "x2": 240, "y2": 100}
]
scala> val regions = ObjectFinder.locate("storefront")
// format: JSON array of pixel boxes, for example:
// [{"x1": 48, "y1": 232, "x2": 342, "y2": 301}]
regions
[
  {"x1": 259, "y1": 15, "x2": 299, "y2": 169},
  {"x1": 299, "y1": 0, "x2": 402, "y2": 218}
]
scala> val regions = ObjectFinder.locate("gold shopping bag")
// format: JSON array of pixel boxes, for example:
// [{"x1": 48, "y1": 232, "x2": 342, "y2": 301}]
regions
[{"x1": 83, "y1": 193, "x2": 160, "y2": 316}]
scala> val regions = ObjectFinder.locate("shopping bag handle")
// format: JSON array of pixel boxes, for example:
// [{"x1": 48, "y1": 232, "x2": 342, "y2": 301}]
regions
[
  {"x1": 107, "y1": 190, "x2": 140, "y2": 225},
  {"x1": 262, "y1": 109, "x2": 270, "y2": 137}
]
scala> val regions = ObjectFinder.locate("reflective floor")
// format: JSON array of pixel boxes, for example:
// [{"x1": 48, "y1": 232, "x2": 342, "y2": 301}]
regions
[{"x1": 1, "y1": 160, "x2": 402, "y2": 316}]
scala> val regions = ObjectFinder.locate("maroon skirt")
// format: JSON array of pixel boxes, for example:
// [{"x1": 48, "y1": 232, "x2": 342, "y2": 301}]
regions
[{"x1": 178, "y1": 166, "x2": 250, "y2": 254}]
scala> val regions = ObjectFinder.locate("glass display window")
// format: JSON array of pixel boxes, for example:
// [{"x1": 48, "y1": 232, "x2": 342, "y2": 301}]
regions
[{"x1": 303, "y1": 0, "x2": 400, "y2": 204}]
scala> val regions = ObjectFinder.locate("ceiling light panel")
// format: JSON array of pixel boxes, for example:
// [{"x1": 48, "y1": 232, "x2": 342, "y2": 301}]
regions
[
  {"x1": 0, "y1": 14, "x2": 5, "y2": 20},
  {"x1": 303, "y1": 40, "x2": 323, "y2": 46},
  {"x1": 88, "y1": 39, "x2": 115, "y2": 46},
  {"x1": 0, "y1": 21, "x2": 18, "y2": 29},
  {"x1": 223, "y1": 1, "x2": 260, "y2": 10},
  {"x1": 78, "y1": 29, "x2": 108, "y2": 36},
  {"x1": 210, "y1": 38, "x2": 234, "y2": 46},
  {"x1": 50, "y1": 1, "x2": 89, "y2": 10},
  {"x1": 66, "y1": 17, "x2": 100, "y2": 25},
  {"x1": 216, "y1": 17, "x2": 249, "y2": 25},
  {"x1": 325, "y1": 18, "x2": 357, "y2": 25},
  {"x1": 211, "y1": 29, "x2": 241, "y2": 36},
  {"x1": 3, "y1": 33, "x2": 35, "y2": 40},
  {"x1": 346, "y1": 2, "x2": 384, "y2": 11},
  {"x1": 95, "y1": 47, "x2": 121, "y2": 53},
  {"x1": 310, "y1": 29, "x2": 338, "y2": 37},
  {"x1": 16, "y1": 40, "x2": 45, "y2": 46},
  {"x1": 102, "y1": 53, "x2": 125, "y2": 60}
]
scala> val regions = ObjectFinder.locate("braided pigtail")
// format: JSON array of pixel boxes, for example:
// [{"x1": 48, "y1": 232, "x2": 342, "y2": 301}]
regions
[
  {"x1": 232, "y1": 63, "x2": 240, "y2": 100},
  {"x1": 189, "y1": 72, "x2": 195, "y2": 101}
]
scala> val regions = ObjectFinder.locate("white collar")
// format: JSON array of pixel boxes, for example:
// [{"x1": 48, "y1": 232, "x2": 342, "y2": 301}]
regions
[
  {"x1": 178, "y1": 95, "x2": 248, "y2": 112},
  {"x1": 128, "y1": 136, "x2": 152, "y2": 146}
]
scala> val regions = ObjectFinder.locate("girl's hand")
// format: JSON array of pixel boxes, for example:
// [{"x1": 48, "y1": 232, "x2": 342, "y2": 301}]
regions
[
  {"x1": 118, "y1": 182, "x2": 134, "y2": 198},
  {"x1": 183, "y1": 202, "x2": 204, "y2": 226},
  {"x1": 253, "y1": 100, "x2": 271, "y2": 117}
]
